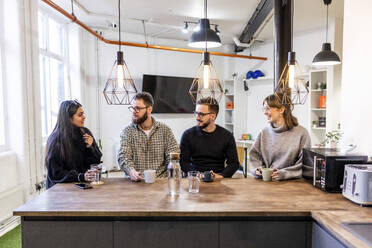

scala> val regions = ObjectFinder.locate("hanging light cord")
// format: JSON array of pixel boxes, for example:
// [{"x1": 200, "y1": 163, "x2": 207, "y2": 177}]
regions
[
  {"x1": 204, "y1": 0, "x2": 207, "y2": 53},
  {"x1": 118, "y1": 0, "x2": 121, "y2": 52},
  {"x1": 326, "y1": 3, "x2": 329, "y2": 42},
  {"x1": 290, "y1": 0, "x2": 294, "y2": 52}
]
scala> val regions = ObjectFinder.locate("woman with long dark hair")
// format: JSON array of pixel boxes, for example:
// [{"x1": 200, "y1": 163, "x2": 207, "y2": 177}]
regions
[
  {"x1": 249, "y1": 93, "x2": 311, "y2": 181},
  {"x1": 45, "y1": 100, "x2": 102, "y2": 189}
]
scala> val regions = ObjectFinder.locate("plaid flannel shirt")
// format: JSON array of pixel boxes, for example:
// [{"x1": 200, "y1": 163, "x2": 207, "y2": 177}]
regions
[{"x1": 117, "y1": 118, "x2": 180, "y2": 177}]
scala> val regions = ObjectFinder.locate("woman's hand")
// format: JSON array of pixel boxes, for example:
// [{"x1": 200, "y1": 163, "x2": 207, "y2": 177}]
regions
[
  {"x1": 83, "y1": 133, "x2": 93, "y2": 148},
  {"x1": 84, "y1": 170, "x2": 95, "y2": 182},
  {"x1": 272, "y1": 168, "x2": 280, "y2": 181},
  {"x1": 255, "y1": 167, "x2": 262, "y2": 176}
]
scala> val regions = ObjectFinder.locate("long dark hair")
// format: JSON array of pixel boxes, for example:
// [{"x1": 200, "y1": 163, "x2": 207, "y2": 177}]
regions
[
  {"x1": 45, "y1": 100, "x2": 82, "y2": 167},
  {"x1": 263, "y1": 93, "x2": 298, "y2": 130}
]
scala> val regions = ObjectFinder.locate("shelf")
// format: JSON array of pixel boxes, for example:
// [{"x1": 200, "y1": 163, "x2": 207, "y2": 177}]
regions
[
  {"x1": 312, "y1": 127, "x2": 326, "y2": 130},
  {"x1": 225, "y1": 109, "x2": 234, "y2": 111},
  {"x1": 311, "y1": 108, "x2": 326, "y2": 111},
  {"x1": 225, "y1": 94, "x2": 234, "y2": 97},
  {"x1": 311, "y1": 89, "x2": 327, "y2": 92},
  {"x1": 243, "y1": 77, "x2": 273, "y2": 81},
  {"x1": 225, "y1": 123, "x2": 234, "y2": 125}
]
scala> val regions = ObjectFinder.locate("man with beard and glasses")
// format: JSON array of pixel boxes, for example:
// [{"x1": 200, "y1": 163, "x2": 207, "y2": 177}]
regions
[
  {"x1": 180, "y1": 97, "x2": 239, "y2": 178},
  {"x1": 117, "y1": 92, "x2": 179, "y2": 181}
]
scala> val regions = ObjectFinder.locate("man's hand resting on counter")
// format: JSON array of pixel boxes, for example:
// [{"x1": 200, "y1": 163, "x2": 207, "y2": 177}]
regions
[
  {"x1": 211, "y1": 171, "x2": 223, "y2": 179},
  {"x1": 129, "y1": 168, "x2": 143, "y2": 182}
]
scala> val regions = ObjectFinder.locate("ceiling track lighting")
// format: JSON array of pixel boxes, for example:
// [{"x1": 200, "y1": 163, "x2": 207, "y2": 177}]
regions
[
  {"x1": 103, "y1": 0, "x2": 137, "y2": 105},
  {"x1": 189, "y1": 0, "x2": 223, "y2": 104},
  {"x1": 312, "y1": 0, "x2": 341, "y2": 66},
  {"x1": 182, "y1": 22, "x2": 189, "y2": 33}
]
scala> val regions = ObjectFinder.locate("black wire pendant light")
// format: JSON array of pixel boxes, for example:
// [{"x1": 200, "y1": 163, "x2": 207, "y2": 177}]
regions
[
  {"x1": 312, "y1": 0, "x2": 341, "y2": 66},
  {"x1": 275, "y1": 0, "x2": 308, "y2": 105},
  {"x1": 188, "y1": 0, "x2": 221, "y2": 48},
  {"x1": 189, "y1": 0, "x2": 223, "y2": 104},
  {"x1": 103, "y1": 0, "x2": 137, "y2": 105}
]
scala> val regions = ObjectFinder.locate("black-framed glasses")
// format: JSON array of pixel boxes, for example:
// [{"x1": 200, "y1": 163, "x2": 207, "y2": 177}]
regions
[
  {"x1": 128, "y1": 106, "x2": 148, "y2": 113},
  {"x1": 193, "y1": 111, "x2": 212, "y2": 118}
]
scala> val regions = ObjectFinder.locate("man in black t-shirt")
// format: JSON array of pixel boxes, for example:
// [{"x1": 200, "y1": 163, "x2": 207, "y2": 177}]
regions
[{"x1": 180, "y1": 97, "x2": 239, "y2": 178}]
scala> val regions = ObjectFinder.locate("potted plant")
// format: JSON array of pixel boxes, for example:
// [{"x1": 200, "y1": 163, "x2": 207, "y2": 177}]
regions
[{"x1": 323, "y1": 130, "x2": 343, "y2": 148}]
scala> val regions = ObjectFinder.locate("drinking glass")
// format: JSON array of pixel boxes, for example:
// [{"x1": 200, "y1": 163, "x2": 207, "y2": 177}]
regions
[
  {"x1": 188, "y1": 171, "x2": 201, "y2": 193},
  {"x1": 90, "y1": 164, "x2": 102, "y2": 184}
]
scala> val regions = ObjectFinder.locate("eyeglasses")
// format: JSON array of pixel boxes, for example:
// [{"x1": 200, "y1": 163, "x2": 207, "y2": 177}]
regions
[
  {"x1": 262, "y1": 106, "x2": 271, "y2": 112},
  {"x1": 193, "y1": 111, "x2": 212, "y2": 118},
  {"x1": 128, "y1": 106, "x2": 149, "y2": 113}
]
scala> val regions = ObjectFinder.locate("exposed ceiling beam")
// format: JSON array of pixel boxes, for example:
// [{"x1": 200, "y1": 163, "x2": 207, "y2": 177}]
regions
[{"x1": 236, "y1": 0, "x2": 274, "y2": 51}]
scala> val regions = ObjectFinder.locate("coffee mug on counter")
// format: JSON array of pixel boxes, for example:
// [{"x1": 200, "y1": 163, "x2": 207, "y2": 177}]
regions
[
  {"x1": 143, "y1": 170, "x2": 156, "y2": 183},
  {"x1": 202, "y1": 171, "x2": 214, "y2": 182},
  {"x1": 262, "y1": 168, "x2": 274, "y2": 182}
]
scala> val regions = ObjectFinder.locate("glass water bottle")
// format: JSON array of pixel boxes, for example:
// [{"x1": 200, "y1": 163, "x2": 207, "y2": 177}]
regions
[{"x1": 168, "y1": 153, "x2": 181, "y2": 196}]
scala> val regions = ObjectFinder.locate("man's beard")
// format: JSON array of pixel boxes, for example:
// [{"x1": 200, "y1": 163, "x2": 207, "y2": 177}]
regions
[
  {"x1": 198, "y1": 119, "x2": 210, "y2": 129},
  {"x1": 133, "y1": 112, "x2": 148, "y2": 125}
]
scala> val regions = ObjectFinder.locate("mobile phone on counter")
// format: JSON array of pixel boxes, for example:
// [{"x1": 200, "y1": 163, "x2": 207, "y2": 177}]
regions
[{"x1": 74, "y1": 183, "x2": 92, "y2": 189}]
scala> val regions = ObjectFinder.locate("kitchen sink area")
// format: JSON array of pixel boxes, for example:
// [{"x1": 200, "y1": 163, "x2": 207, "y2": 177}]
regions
[{"x1": 342, "y1": 222, "x2": 372, "y2": 246}]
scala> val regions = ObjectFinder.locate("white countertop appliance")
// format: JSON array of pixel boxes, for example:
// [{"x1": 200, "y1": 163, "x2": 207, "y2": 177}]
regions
[{"x1": 342, "y1": 164, "x2": 372, "y2": 206}]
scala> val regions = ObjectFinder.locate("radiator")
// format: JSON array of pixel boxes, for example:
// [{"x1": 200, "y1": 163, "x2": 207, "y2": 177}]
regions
[{"x1": 0, "y1": 185, "x2": 23, "y2": 230}]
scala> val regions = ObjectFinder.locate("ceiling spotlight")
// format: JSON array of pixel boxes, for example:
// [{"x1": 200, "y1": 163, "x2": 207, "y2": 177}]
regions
[
  {"x1": 182, "y1": 22, "x2": 189, "y2": 33},
  {"x1": 215, "y1": 25, "x2": 220, "y2": 35}
]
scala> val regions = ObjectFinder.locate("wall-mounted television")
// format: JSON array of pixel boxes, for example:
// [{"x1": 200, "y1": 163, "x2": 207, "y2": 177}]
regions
[{"x1": 142, "y1": 74, "x2": 195, "y2": 113}]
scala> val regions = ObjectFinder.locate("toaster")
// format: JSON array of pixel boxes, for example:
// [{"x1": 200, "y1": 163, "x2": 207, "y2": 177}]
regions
[{"x1": 342, "y1": 164, "x2": 372, "y2": 206}]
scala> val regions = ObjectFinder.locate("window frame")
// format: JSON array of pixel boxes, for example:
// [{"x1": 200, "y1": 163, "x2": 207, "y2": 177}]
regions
[
  {"x1": 0, "y1": 0, "x2": 9, "y2": 152},
  {"x1": 38, "y1": 9, "x2": 71, "y2": 141}
]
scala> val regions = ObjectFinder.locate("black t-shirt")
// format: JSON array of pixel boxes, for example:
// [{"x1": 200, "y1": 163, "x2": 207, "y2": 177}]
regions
[{"x1": 180, "y1": 125, "x2": 239, "y2": 178}]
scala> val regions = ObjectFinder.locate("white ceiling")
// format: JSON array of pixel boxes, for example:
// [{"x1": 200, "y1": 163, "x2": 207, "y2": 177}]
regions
[{"x1": 47, "y1": 0, "x2": 344, "y2": 46}]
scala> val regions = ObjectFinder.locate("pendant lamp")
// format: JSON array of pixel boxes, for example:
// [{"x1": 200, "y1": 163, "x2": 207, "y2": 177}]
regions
[
  {"x1": 189, "y1": 0, "x2": 223, "y2": 104},
  {"x1": 275, "y1": 0, "x2": 308, "y2": 105},
  {"x1": 312, "y1": 0, "x2": 341, "y2": 66},
  {"x1": 188, "y1": 0, "x2": 221, "y2": 48},
  {"x1": 103, "y1": 0, "x2": 137, "y2": 105}
]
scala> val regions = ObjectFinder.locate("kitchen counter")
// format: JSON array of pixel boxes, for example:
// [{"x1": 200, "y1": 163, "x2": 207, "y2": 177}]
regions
[{"x1": 14, "y1": 178, "x2": 372, "y2": 248}]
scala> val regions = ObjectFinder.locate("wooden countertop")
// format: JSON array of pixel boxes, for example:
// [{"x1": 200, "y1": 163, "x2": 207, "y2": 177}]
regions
[{"x1": 14, "y1": 177, "x2": 372, "y2": 247}]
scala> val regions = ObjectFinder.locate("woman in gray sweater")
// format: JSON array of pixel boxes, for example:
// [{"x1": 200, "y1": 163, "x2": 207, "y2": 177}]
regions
[{"x1": 249, "y1": 93, "x2": 311, "y2": 181}]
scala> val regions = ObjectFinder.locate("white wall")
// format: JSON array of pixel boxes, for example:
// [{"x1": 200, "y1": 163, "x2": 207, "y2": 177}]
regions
[
  {"x1": 82, "y1": 31, "x2": 228, "y2": 169},
  {"x1": 340, "y1": 0, "x2": 372, "y2": 156}
]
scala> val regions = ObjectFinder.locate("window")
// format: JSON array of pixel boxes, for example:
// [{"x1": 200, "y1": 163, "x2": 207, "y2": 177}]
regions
[{"x1": 38, "y1": 11, "x2": 70, "y2": 138}]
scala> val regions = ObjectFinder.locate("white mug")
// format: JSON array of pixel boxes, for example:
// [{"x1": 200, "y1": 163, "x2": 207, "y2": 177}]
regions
[{"x1": 143, "y1": 170, "x2": 156, "y2": 183}]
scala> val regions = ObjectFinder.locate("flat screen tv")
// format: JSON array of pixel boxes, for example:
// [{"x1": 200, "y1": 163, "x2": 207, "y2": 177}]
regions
[{"x1": 142, "y1": 74, "x2": 195, "y2": 113}]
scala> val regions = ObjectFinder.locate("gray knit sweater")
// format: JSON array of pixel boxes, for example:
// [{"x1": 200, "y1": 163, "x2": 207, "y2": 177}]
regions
[{"x1": 249, "y1": 124, "x2": 311, "y2": 180}]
